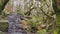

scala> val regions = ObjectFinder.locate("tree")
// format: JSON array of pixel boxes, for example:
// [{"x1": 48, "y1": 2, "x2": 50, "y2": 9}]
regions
[{"x1": 10, "y1": 0, "x2": 56, "y2": 34}]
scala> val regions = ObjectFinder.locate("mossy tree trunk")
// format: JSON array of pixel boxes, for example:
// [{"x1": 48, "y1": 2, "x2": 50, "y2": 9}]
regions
[{"x1": 10, "y1": 0, "x2": 56, "y2": 34}]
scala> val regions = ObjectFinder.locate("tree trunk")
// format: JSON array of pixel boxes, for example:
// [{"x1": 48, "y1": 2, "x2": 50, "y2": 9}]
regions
[{"x1": 9, "y1": 0, "x2": 56, "y2": 34}]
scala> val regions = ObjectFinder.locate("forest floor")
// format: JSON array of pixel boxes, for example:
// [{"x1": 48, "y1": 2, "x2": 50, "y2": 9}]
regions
[{"x1": 4, "y1": 32, "x2": 36, "y2": 34}]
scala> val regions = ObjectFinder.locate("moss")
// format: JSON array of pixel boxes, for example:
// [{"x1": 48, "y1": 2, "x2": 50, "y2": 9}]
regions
[
  {"x1": 0, "y1": 31, "x2": 5, "y2": 34},
  {"x1": 37, "y1": 29, "x2": 46, "y2": 34},
  {"x1": 0, "y1": 22, "x2": 8, "y2": 32}
]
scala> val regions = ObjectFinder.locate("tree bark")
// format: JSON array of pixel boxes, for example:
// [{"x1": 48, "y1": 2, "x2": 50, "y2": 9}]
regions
[{"x1": 10, "y1": 0, "x2": 56, "y2": 34}]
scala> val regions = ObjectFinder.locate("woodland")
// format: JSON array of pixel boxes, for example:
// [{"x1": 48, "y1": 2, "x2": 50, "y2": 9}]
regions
[{"x1": 0, "y1": 0, "x2": 59, "y2": 34}]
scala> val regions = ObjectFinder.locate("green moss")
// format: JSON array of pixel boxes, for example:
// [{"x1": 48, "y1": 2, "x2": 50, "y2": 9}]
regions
[
  {"x1": 37, "y1": 29, "x2": 46, "y2": 34},
  {"x1": 56, "y1": 11, "x2": 60, "y2": 34},
  {"x1": 0, "y1": 22, "x2": 8, "y2": 32},
  {"x1": 0, "y1": 31, "x2": 5, "y2": 34}
]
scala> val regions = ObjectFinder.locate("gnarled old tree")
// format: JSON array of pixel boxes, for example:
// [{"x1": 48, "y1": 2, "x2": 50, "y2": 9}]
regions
[
  {"x1": 0, "y1": 0, "x2": 9, "y2": 15},
  {"x1": 0, "y1": 0, "x2": 56, "y2": 34},
  {"x1": 9, "y1": 0, "x2": 56, "y2": 34}
]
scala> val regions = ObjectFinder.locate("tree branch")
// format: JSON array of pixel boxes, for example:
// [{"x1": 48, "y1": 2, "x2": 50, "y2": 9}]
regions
[{"x1": 40, "y1": 8, "x2": 54, "y2": 19}]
